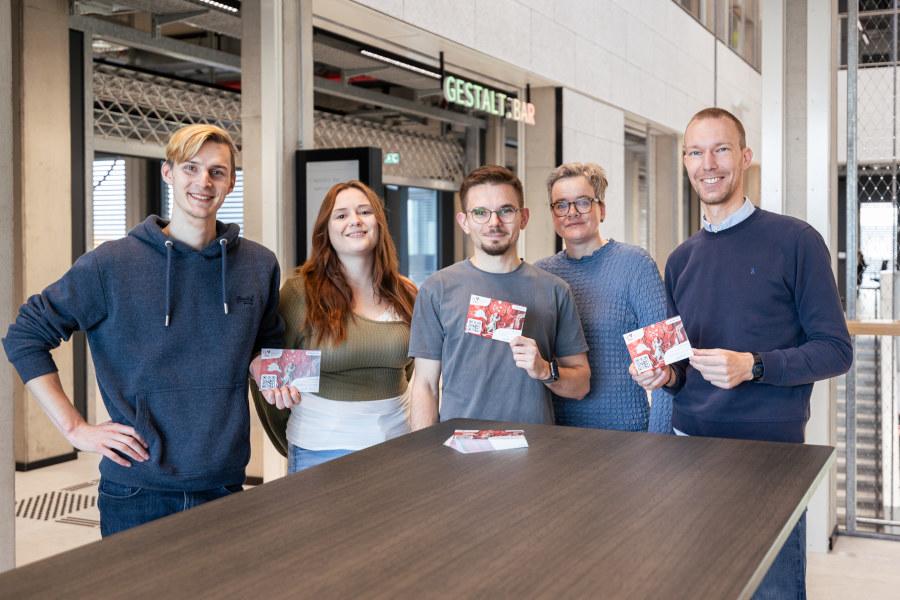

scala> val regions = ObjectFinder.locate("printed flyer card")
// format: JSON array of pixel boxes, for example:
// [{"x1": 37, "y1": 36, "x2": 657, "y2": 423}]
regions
[
  {"x1": 444, "y1": 430, "x2": 529, "y2": 454},
  {"x1": 623, "y1": 316, "x2": 693, "y2": 374},
  {"x1": 464, "y1": 294, "x2": 527, "y2": 343},
  {"x1": 258, "y1": 349, "x2": 322, "y2": 392}
]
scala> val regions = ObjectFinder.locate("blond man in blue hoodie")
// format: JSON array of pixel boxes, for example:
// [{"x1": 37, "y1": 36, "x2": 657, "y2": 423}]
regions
[{"x1": 3, "y1": 124, "x2": 284, "y2": 536}]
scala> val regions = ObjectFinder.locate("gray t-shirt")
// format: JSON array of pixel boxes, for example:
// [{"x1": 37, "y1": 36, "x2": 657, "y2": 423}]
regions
[{"x1": 409, "y1": 259, "x2": 588, "y2": 424}]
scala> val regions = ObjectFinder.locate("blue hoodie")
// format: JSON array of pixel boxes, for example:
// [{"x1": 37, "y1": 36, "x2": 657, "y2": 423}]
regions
[{"x1": 3, "y1": 216, "x2": 284, "y2": 490}]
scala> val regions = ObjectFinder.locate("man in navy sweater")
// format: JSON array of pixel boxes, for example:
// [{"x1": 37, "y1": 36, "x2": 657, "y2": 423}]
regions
[
  {"x1": 631, "y1": 108, "x2": 852, "y2": 598},
  {"x1": 3, "y1": 125, "x2": 284, "y2": 536}
]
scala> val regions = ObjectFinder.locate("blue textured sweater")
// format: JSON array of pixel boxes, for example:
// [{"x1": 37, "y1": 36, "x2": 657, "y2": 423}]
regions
[
  {"x1": 665, "y1": 209, "x2": 853, "y2": 442},
  {"x1": 536, "y1": 240, "x2": 672, "y2": 432},
  {"x1": 2, "y1": 216, "x2": 284, "y2": 490}
]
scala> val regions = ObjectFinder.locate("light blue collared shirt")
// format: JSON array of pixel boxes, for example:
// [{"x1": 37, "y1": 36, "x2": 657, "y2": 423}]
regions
[{"x1": 701, "y1": 197, "x2": 756, "y2": 233}]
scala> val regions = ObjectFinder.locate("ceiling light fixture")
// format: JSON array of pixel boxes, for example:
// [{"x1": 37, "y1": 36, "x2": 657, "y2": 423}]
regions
[
  {"x1": 194, "y1": 0, "x2": 239, "y2": 14},
  {"x1": 359, "y1": 49, "x2": 441, "y2": 80}
]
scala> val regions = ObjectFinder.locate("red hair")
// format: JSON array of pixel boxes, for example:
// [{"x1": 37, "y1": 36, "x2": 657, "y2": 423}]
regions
[{"x1": 299, "y1": 180, "x2": 416, "y2": 344}]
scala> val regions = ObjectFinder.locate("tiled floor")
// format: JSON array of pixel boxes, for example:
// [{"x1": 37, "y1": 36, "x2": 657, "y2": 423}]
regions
[
  {"x1": 12, "y1": 454, "x2": 900, "y2": 597},
  {"x1": 808, "y1": 535, "x2": 900, "y2": 599},
  {"x1": 14, "y1": 453, "x2": 101, "y2": 567}
]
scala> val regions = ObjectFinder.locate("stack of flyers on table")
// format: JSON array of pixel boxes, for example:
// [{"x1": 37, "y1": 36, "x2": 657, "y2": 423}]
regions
[
  {"x1": 623, "y1": 316, "x2": 693, "y2": 373},
  {"x1": 464, "y1": 294, "x2": 527, "y2": 343},
  {"x1": 258, "y1": 349, "x2": 322, "y2": 392},
  {"x1": 444, "y1": 430, "x2": 529, "y2": 454}
]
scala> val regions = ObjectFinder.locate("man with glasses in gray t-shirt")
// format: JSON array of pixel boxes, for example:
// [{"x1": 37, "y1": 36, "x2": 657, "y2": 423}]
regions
[{"x1": 409, "y1": 166, "x2": 590, "y2": 428}]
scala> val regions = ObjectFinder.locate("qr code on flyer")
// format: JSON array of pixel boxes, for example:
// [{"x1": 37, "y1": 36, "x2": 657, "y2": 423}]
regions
[
  {"x1": 465, "y1": 318, "x2": 483, "y2": 335},
  {"x1": 464, "y1": 294, "x2": 527, "y2": 343},
  {"x1": 259, "y1": 374, "x2": 279, "y2": 389},
  {"x1": 632, "y1": 355, "x2": 654, "y2": 373}
]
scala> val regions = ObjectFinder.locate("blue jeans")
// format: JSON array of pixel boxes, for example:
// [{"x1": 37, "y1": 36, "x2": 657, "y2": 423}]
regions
[
  {"x1": 97, "y1": 478, "x2": 243, "y2": 538},
  {"x1": 753, "y1": 512, "x2": 806, "y2": 599},
  {"x1": 288, "y1": 444, "x2": 353, "y2": 473}
]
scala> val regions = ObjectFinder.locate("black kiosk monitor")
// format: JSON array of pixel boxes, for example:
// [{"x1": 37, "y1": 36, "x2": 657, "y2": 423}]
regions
[{"x1": 295, "y1": 147, "x2": 383, "y2": 266}]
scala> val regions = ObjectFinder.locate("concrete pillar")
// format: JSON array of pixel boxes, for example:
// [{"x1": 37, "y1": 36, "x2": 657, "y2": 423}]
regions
[
  {"x1": 805, "y1": 0, "x2": 840, "y2": 556},
  {"x1": 650, "y1": 133, "x2": 681, "y2": 270},
  {"x1": 560, "y1": 88, "x2": 626, "y2": 249},
  {"x1": 783, "y1": 0, "x2": 809, "y2": 219},
  {"x1": 15, "y1": 0, "x2": 75, "y2": 469},
  {"x1": 761, "y1": 0, "x2": 840, "y2": 554},
  {"x1": 523, "y1": 87, "x2": 558, "y2": 262},
  {"x1": 242, "y1": 0, "x2": 315, "y2": 482},
  {"x1": 0, "y1": 0, "x2": 17, "y2": 574},
  {"x1": 761, "y1": 0, "x2": 785, "y2": 214}
]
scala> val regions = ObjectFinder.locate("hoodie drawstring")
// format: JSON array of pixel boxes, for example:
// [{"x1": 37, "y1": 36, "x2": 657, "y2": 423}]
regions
[
  {"x1": 219, "y1": 238, "x2": 229, "y2": 315},
  {"x1": 164, "y1": 240, "x2": 174, "y2": 327},
  {"x1": 163, "y1": 237, "x2": 230, "y2": 326}
]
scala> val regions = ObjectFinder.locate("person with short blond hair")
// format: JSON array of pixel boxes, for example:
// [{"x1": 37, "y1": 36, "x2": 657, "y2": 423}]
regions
[
  {"x1": 3, "y1": 123, "x2": 284, "y2": 536},
  {"x1": 536, "y1": 162, "x2": 672, "y2": 432},
  {"x1": 631, "y1": 107, "x2": 851, "y2": 598},
  {"x1": 165, "y1": 124, "x2": 239, "y2": 173}
]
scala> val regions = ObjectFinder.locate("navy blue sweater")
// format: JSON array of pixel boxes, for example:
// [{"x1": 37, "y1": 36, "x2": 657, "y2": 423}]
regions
[
  {"x1": 3, "y1": 216, "x2": 284, "y2": 490},
  {"x1": 665, "y1": 209, "x2": 852, "y2": 442}
]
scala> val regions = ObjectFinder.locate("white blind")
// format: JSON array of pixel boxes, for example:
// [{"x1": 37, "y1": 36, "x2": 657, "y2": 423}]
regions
[
  {"x1": 92, "y1": 158, "x2": 127, "y2": 249},
  {"x1": 164, "y1": 169, "x2": 244, "y2": 235}
]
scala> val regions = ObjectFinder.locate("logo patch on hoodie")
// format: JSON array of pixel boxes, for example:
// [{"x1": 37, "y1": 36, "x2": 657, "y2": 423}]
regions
[{"x1": 235, "y1": 295, "x2": 255, "y2": 307}]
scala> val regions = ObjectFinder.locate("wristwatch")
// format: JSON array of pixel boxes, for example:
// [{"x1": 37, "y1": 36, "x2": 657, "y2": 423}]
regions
[
  {"x1": 541, "y1": 358, "x2": 560, "y2": 383},
  {"x1": 751, "y1": 352, "x2": 764, "y2": 382}
]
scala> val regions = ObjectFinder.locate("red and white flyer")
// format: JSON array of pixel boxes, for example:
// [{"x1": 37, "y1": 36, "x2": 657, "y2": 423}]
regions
[
  {"x1": 258, "y1": 349, "x2": 322, "y2": 392},
  {"x1": 623, "y1": 316, "x2": 693, "y2": 374},
  {"x1": 464, "y1": 294, "x2": 527, "y2": 343},
  {"x1": 443, "y1": 430, "x2": 529, "y2": 454}
]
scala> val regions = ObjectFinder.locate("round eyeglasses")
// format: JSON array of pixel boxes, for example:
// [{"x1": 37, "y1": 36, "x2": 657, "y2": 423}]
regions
[
  {"x1": 550, "y1": 196, "x2": 600, "y2": 217},
  {"x1": 467, "y1": 206, "x2": 521, "y2": 224}
]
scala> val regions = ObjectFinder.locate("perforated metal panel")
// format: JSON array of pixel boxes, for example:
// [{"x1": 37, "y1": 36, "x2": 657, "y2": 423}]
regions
[
  {"x1": 92, "y1": 65, "x2": 464, "y2": 186},
  {"x1": 93, "y1": 63, "x2": 241, "y2": 147},
  {"x1": 314, "y1": 111, "x2": 466, "y2": 186},
  {"x1": 842, "y1": 0, "x2": 900, "y2": 539}
]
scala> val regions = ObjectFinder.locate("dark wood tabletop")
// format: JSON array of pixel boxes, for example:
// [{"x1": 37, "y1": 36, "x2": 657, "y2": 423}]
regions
[{"x1": 0, "y1": 419, "x2": 834, "y2": 599}]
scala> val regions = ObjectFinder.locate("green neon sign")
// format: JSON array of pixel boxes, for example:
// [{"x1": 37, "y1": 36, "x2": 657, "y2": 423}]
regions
[{"x1": 442, "y1": 75, "x2": 536, "y2": 126}]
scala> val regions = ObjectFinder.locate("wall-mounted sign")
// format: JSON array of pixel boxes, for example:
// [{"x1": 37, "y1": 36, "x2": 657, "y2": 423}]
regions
[
  {"x1": 442, "y1": 75, "x2": 536, "y2": 126},
  {"x1": 384, "y1": 152, "x2": 401, "y2": 165}
]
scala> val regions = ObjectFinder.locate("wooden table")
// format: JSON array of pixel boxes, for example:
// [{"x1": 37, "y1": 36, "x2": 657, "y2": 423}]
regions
[{"x1": 0, "y1": 420, "x2": 833, "y2": 599}]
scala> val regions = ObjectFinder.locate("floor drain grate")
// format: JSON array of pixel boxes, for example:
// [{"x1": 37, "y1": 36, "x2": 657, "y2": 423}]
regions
[{"x1": 15, "y1": 491, "x2": 97, "y2": 521}]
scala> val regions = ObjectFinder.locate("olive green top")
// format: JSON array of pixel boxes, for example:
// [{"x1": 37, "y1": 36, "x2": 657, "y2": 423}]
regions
[{"x1": 251, "y1": 275, "x2": 413, "y2": 456}]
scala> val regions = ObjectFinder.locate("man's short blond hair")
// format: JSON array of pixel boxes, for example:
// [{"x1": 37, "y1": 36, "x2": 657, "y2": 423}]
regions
[
  {"x1": 546, "y1": 162, "x2": 608, "y2": 204},
  {"x1": 685, "y1": 107, "x2": 747, "y2": 149},
  {"x1": 165, "y1": 124, "x2": 238, "y2": 174}
]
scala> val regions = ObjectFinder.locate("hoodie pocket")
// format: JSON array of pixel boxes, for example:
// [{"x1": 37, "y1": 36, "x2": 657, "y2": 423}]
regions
[{"x1": 134, "y1": 383, "x2": 250, "y2": 478}]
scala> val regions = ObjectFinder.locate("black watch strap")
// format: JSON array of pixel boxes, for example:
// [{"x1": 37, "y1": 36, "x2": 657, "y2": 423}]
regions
[
  {"x1": 541, "y1": 359, "x2": 559, "y2": 383},
  {"x1": 751, "y1": 352, "x2": 764, "y2": 382}
]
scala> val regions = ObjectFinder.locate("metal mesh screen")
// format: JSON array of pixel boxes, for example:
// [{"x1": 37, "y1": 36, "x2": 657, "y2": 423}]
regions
[
  {"x1": 314, "y1": 111, "x2": 466, "y2": 185},
  {"x1": 93, "y1": 62, "x2": 241, "y2": 147},
  {"x1": 92, "y1": 64, "x2": 465, "y2": 187},
  {"x1": 841, "y1": 0, "x2": 900, "y2": 538}
]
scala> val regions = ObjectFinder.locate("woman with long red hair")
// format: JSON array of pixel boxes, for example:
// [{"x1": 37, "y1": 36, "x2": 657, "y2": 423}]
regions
[{"x1": 253, "y1": 180, "x2": 416, "y2": 472}]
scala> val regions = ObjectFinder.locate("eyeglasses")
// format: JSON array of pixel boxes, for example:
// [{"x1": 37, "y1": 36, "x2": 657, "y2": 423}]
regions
[
  {"x1": 467, "y1": 206, "x2": 521, "y2": 224},
  {"x1": 550, "y1": 196, "x2": 600, "y2": 217}
]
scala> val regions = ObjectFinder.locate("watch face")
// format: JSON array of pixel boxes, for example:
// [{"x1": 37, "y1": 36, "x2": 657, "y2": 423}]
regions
[
  {"x1": 752, "y1": 360, "x2": 764, "y2": 379},
  {"x1": 543, "y1": 360, "x2": 559, "y2": 383}
]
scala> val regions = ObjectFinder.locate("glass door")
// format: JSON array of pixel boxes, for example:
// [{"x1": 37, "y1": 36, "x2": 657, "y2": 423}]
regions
[{"x1": 384, "y1": 185, "x2": 455, "y2": 286}]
